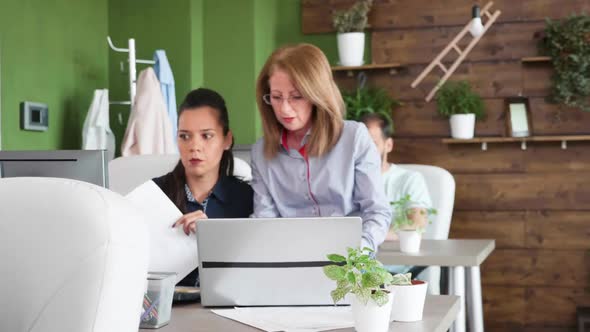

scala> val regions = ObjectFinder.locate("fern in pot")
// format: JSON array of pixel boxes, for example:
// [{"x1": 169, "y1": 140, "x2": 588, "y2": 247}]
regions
[
  {"x1": 332, "y1": 0, "x2": 373, "y2": 66},
  {"x1": 323, "y1": 247, "x2": 397, "y2": 332},
  {"x1": 391, "y1": 194, "x2": 437, "y2": 254},
  {"x1": 436, "y1": 80, "x2": 485, "y2": 139},
  {"x1": 342, "y1": 86, "x2": 401, "y2": 123}
]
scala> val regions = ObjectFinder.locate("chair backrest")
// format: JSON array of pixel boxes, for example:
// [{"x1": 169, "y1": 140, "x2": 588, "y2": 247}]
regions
[
  {"x1": 0, "y1": 177, "x2": 148, "y2": 332},
  {"x1": 109, "y1": 154, "x2": 252, "y2": 195},
  {"x1": 396, "y1": 164, "x2": 456, "y2": 240},
  {"x1": 395, "y1": 165, "x2": 455, "y2": 295}
]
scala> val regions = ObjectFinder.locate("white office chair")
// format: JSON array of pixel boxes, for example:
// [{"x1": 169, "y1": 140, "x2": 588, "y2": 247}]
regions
[
  {"x1": 0, "y1": 177, "x2": 149, "y2": 332},
  {"x1": 108, "y1": 154, "x2": 252, "y2": 195},
  {"x1": 397, "y1": 164, "x2": 456, "y2": 295}
]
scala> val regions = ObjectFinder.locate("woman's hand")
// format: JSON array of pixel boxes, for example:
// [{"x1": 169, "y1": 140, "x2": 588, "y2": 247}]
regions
[
  {"x1": 173, "y1": 210, "x2": 208, "y2": 235},
  {"x1": 385, "y1": 228, "x2": 398, "y2": 241}
]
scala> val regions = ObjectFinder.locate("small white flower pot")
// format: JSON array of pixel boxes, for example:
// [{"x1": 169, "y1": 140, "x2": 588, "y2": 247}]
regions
[
  {"x1": 398, "y1": 230, "x2": 422, "y2": 253},
  {"x1": 351, "y1": 292, "x2": 393, "y2": 332},
  {"x1": 449, "y1": 113, "x2": 476, "y2": 139},
  {"x1": 337, "y1": 32, "x2": 365, "y2": 66},
  {"x1": 389, "y1": 280, "x2": 428, "y2": 322}
]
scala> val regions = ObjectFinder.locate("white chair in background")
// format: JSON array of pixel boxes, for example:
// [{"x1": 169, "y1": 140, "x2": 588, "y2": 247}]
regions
[
  {"x1": 108, "y1": 154, "x2": 252, "y2": 196},
  {"x1": 397, "y1": 164, "x2": 456, "y2": 295},
  {"x1": 0, "y1": 177, "x2": 149, "y2": 332}
]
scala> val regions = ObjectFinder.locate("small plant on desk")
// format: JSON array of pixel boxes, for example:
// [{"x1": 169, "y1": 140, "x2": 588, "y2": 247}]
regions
[
  {"x1": 391, "y1": 194, "x2": 437, "y2": 253},
  {"x1": 323, "y1": 247, "x2": 410, "y2": 332}
]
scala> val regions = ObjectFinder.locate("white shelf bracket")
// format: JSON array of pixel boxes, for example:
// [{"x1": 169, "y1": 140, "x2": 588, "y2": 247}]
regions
[
  {"x1": 481, "y1": 142, "x2": 488, "y2": 151},
  {"x1": 521, "y1": 141, "x2": 527, "y2": 150},
  {"x1": 561, "y1": 140, "x2": 567, "y2": 150}
]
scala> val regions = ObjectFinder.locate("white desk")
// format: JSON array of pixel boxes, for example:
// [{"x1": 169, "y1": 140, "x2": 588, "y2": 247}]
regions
[
  {"x1": 377, "y1": 239, "x2": 495, "y2": 332},
  {"x1": 140, "y1": 295, "x2": 460, "y2": 332}
]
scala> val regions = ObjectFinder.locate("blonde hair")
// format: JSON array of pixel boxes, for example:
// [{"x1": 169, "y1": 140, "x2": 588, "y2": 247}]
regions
[{"x1": 256, "y1": 43, "x2": 344, "y2": 159}]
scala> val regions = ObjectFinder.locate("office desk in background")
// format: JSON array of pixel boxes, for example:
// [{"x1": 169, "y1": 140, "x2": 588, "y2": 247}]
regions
[
  {"x1": 377, "y1": 239, "x2": 495, "y2": 332},
  {"x1": 140, "y1": 295, "x2": 460, "y2": 332}
]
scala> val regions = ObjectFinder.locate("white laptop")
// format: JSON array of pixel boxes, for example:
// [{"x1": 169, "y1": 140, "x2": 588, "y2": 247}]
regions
[{"x1": 196, "y1": 217, "x2": 362, "y2": 307}]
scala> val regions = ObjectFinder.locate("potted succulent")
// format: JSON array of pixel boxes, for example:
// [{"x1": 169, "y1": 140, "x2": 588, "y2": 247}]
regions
[
  {"x1": 341, "y1": 86, "x2": 402, "y2": 124},
  {"x1": 323, "y1": 247, "x2": 395, "y2": 332},
  {"x1": 332, "y1": 0, "x2": 373, "y2": 66},
  {"x1": 390, "y1": 194, "x2": 437, "y2": 253},
  {"x1": 435, "y1": 80, "x2": 485, "y2": 139},
  {"x1": 387, "y1": 273, "x2": 429, "y2": 322}
]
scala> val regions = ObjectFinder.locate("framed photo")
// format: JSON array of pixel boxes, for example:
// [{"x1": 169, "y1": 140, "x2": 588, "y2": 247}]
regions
[{"x1": 504, "y1": 97, "x2": 532, "y2": 137}]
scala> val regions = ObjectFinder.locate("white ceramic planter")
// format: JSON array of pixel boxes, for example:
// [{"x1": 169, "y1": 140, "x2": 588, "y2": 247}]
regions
[
  {"x1": 337, "y1": 32, "x2": 365, "y2": 66},
  {"x1": 351, "y1": 292, "x2": 393, "y2": 332},
  {"x1": 389, "y1": 280, "x2": 428, "y2": 322},
  {"x1": 449, "y1": 113, "x2": 476, "y2": 139},
  {"x1": 398, "y1": 230, "x2": 422, "y2": 253}
]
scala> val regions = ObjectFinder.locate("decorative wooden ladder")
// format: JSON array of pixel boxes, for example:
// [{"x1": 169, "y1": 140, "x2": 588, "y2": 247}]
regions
[{"x1": 411, "y1": 2, "x2": 502, "y2": 102}]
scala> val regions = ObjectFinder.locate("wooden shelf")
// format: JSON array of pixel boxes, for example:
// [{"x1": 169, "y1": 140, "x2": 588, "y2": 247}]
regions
[
  {"x1": 331, "y1": 63, "x2": 403, "y2": 77},
  {"x1": 442, "y1": 135, "x2": 590, "y2": 151},
  {"x1": 521, "y1": 56, "x2": 551, "y2": 63}
]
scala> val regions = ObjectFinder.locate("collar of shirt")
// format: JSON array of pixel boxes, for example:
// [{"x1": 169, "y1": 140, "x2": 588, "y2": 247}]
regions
[
  {"x1": 184, "y1": 176, "x2": 228, "y2": 204},
  {"x1": 280, "y1": 128, "x2": 312, "y2": 158}
]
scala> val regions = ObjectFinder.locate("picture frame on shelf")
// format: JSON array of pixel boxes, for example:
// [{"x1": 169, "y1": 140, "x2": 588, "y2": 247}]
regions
[{"x1": 504, "y1": 97, "x2": 532, "y2": 137}]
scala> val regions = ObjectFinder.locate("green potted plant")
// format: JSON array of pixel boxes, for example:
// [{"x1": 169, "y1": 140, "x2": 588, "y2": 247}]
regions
[
  {"x1": 390, "y1": 194, "x2": 437, "y2": 253},
  {"x1": 323, "y1": 247, "x2": 407, "y2": 332},
  {"x1": 387, "y1": 274, "x2": 429, "y2": 322},
  {"x1": 332, "y1": 0, "x2": 373, "y2": 66},
  {"x1": 341, "y1": 86, "x2": 402, "y2": 124},
  {"x1": 435, "y1": 80, "x2": 485, "y2": 139},
  {"x1": 539, "y1": 14, "x2": 590, "y2": 112}
]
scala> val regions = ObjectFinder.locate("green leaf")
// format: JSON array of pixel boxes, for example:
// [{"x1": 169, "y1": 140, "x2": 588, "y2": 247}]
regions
[
  {"x1": 331, "y1": 286, "x2": 351, "y2": 303},
  {"x1": 379, "y1": 269, "x2": 394, "y2": 285},
  {"x1": 347, "y1": 271, "x2": 357, "y2": 284},
  {"x1": 391, "y1": 273, "x2": 412, "y2": 285},
  {"x1": 327, "y1": 254, "x2": 346, "y2": 263},
  {"x1": 361, "y1": 272, "x2": 383, "y2": 288},
  {"x1": 371, "y1": 290, "x2": 390, "y2": 307},
  {"x1": 323, "y1": 265, "x2": 346, "y2": 281},
  {"x1": 358, "y1": 255, "x2": 370, "y2": 264},
  {"x1": 355, "y1": 288, "x2": 371, "y2": 306}
]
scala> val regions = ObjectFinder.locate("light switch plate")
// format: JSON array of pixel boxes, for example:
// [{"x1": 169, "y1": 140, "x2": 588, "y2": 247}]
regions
[{"x1": 20, "y1": 101, "x2": 48, "y2": 131}]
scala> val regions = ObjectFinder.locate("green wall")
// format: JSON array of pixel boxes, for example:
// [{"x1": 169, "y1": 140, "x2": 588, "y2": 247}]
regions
[
  {"x1": 199, "y1": 0, "x2": 350, "y2": 144},
  {"x1": 0, "y1": 0, "x2": 108, "y2": 150},
  {"x1": 0, "y1": 0, "x2": 356, "y2": 150},
  {"x1": 202, "y1": 0, "x2": 259, "y2": 144},
  {"x1": 108, "y1": 0, "x2": 193, "y2": 154}
]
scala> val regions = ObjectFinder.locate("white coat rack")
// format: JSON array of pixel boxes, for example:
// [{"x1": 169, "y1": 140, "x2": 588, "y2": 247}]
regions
[{"x1": 107, "y1": 36, "x2": 155, "y2": 106}]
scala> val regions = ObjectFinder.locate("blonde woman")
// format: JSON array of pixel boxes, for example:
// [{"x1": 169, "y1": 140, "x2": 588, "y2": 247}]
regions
[{"x1": 250, "y1": 43, "x2": 391, "y2": 252}]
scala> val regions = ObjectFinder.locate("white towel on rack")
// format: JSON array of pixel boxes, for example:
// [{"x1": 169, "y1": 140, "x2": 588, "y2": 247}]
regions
[
  {"x1": 121, "y1": 67, "x2": 176, "y2": 156},
  {"x1": 82, "y1": 89, "x2": 115, "y2": 160}
]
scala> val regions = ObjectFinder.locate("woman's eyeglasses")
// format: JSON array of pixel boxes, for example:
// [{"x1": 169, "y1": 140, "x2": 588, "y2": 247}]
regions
[{"x1": 262, "y1": 94, "x2": 307, "y2": 107}]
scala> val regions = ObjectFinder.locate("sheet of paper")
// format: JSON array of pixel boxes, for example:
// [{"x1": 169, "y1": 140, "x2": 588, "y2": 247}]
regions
[
  {"x1": 211, "y1": 306, "x2": 354, "y2": 332},
  {"x1": 125, "y1": 180, "x2": 198, "y2": 283}
]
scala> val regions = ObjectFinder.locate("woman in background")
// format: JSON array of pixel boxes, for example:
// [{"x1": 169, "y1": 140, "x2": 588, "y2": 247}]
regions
[
  {"x1": 153, "y1": 88, "x2": 253, "y2": 286},
  {"x1": 250, "y1": 43, "x2": 391, "y2": 252}
]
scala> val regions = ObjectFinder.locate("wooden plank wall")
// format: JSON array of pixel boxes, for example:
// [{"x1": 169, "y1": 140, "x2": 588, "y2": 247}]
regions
[{"x1": 303, "y1": 1, "x2": 590, "y2": 331}]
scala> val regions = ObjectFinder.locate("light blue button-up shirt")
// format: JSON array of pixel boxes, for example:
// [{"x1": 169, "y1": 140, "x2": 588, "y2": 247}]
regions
[
  {"x1": 153, "y1": 50, "x2": 177, "y2": 149},
  {"x1": 250, "y1": 120, "x2": 392, "y2": 252}
]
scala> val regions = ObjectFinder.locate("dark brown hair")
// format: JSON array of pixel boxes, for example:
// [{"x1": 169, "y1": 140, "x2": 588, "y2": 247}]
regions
[{"x1": 160, "y1": 88, "x2": 234, "y2": 212}]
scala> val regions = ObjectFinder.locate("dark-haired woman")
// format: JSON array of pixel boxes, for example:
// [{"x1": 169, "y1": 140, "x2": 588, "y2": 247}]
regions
[{"x1": 152, "y1": 88, "x2": 253, "y2": 286}]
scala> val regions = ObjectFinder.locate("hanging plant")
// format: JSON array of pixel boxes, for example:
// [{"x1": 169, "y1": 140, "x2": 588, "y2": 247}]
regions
[{"x1": 539, "y1": 14, "x2": 590, "y2": 112}]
